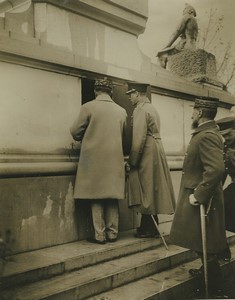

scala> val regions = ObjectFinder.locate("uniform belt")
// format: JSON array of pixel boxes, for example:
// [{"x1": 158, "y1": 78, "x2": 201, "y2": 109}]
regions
[{"x1": 147, "y1": 133, "x2": 161, "y2": 139}]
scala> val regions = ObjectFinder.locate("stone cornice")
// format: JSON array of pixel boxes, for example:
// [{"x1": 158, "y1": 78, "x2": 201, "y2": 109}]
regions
[
  {"x1": 32, "y1": 0, "x2": 148, "y2": 36},
  {"x1": 0, "y1": 34, "x2": 234, "y2": 106}
]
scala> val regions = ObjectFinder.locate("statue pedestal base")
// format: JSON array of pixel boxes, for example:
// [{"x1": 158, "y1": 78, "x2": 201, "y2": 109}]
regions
[{"x1": 167, "y1": 49, "x2": 224, "y2": 88}]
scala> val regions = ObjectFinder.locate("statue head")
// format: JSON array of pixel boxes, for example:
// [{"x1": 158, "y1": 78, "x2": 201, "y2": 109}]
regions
[{"x1": 183, "y1": 3, "x2": 196, "y2": 17}]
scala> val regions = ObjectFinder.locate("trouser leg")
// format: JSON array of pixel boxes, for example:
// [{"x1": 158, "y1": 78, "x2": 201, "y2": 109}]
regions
[
  {"x1": 105, "y1": 199, "x2": 119, "y2": 240},
  {"x1": 207, "y1": 256, "x2": 223, "y2": 293},
  {"x1": 139, "y1": 214, "x2": 159, "y2": 235},
  {"x1": 91, "y1": 201, "x2": 106, "y2": 241},
  {"x1": 197, "y1": 252, "x2": 223, "y2": 294},
  {"x1": 217, "y1": 242, "x2": 231, "y2": 261}
]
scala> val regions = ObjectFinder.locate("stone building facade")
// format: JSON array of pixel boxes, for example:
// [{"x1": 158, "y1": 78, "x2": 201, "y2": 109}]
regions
[{"x1": 0, "y1": 0, "x2": 234, "y2": 254}]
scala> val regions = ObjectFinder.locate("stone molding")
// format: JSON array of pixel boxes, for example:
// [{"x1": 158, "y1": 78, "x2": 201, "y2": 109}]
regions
[
  {"x1": 0, "y1": 157, "x2": 183, "y2": 178},
  {"x1": 0, "y1": 161, "x2": 77, "y2": 178},
  {"x1": 32, "y1": 0, "x2": 147, "y2": 36}
]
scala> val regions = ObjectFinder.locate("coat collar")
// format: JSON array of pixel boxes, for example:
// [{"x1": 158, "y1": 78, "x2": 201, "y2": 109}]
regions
[
  {"x1": 136, "y1": 96, "x2": 150, "y2": 107},
  {"x1": 192, "y1": 120, "x2": 218, "y2": 135},
  {"x1": 95, "y1": 94, "x2": 113, "y2": 102}
]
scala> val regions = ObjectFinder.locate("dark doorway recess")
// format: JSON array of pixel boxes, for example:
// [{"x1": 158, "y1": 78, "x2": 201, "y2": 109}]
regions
[{"x1": 81, "y1": 78, "x2": 95, "y2": 104}]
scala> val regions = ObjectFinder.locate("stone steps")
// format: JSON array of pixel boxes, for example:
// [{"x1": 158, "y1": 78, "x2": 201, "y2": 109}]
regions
[
  {"x1": 1, "y1": 231, "x2": 235, "y2": 300},
  {"x1": 88, "y1": 255, "x2": 235, "y2": 300},
  {"x1": 0, "y1": 230, "x2": 161, "y2": 289}
]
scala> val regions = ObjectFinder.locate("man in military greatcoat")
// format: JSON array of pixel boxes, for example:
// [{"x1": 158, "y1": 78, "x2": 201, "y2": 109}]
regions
[
  {"x1": 70, "y1": 78, "x2": 127, "y2": 244},
  {"x1": 216, "y1": 111, "x2": 235, "y2": 260},
  {"x1": 170, "y1": 96, "x2": 228, "y2": 298},
  {"x1": 126, "y1": 82, "x2": 176, "y2": 238}
]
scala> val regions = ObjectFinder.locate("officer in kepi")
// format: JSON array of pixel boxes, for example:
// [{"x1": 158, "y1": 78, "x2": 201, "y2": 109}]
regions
[
  {"x1": 125, "y1": 82, "x2": 176, "y2": 239},
  {"x1": 170, "y1": 96, "x2": 229, "y2": 299}
]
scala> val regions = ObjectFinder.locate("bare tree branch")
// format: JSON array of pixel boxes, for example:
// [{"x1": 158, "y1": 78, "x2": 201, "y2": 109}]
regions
[{"x1": 197, "y1": 8, "x2": 235, "y2": 93}]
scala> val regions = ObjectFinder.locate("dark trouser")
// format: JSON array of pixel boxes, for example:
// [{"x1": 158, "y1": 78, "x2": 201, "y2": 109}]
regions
[
  {"x1": 137, "y1": 214, "x2": 159, "y2": 235},
  {"x1": 197, "y1": 251, "x2": 223, "y2": 294},
  {"x1": 217, "y1": 242, "x2": 231, "y2": 260}
]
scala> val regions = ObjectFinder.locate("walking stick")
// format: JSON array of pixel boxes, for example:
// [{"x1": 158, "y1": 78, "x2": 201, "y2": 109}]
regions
[
  {"x1": 151, "y1": 215, "x2": 168, "y2": 250},
  {"x1": 200, "y1": 204, "x2": 209, "y2": 299}
]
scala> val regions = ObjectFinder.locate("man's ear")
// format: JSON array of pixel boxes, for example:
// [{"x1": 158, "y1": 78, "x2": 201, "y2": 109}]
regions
[{"x1": 198, "y1": 109, "x2": 203, "y2": 118}]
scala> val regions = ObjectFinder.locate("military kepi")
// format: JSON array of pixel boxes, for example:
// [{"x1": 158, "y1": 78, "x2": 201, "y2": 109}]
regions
[
  {"x1": 126, "y1": 82, "x2": 149, "y2": 95},
  {"x1": 94, "y1": 78, "x2": 112, "y2": 90},
  {"x1": 193, "y1": 96, "x2": 219, "y2": 110}
]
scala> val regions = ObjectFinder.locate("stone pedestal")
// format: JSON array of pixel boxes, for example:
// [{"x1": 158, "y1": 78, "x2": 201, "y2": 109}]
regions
[{"x1": 167, "y1": 49, "x2": 224, "y2": 88}]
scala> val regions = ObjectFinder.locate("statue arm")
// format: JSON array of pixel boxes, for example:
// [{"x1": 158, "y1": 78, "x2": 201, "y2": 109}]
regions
[{"x1": 165, "y1": 16, "x2": 189, "y2": 48}]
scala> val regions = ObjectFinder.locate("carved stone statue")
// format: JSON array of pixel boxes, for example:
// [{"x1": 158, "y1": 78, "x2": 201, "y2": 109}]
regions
[{"x1": 157, "y1": 3, "x2": 198, "y2": 68}]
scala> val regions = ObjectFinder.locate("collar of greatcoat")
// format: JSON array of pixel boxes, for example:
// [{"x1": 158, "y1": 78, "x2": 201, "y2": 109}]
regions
[
  {"x1": 135, "y1": 96, "x2": 150, "y2": 107},
  {"x1": 95, "y1": 94, "x2": 114, "y2": 102},
  {"x1": 192, "y1": 120, "x2": 219, "y2": 136}
]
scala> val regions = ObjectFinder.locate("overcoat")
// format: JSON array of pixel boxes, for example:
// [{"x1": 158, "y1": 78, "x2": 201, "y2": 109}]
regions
[
  {"x1": 170, "y1": 121, "x2": 227, "y2": 253},
  {"x1": 128, "y1": 97, "x2": 176, "y2": 215},
  {"x1": 70, "y1": 94, "x2": 127, "y2": 200},
  {"x1": 224, "y1": 182, "x2": 235, "y2": 233}
]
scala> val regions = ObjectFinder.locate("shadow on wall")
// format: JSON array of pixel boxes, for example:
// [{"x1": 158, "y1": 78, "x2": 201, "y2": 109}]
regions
[{"x1": 0, "y1": 229, "x2": 14, "y2": 275}]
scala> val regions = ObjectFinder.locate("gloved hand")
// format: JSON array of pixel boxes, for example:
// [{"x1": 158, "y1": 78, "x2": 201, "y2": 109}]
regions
[
  {"x1": 189, "y1": 194, "x2": 200, "y2": 206},
  {"x1": 125, "y1": 162, "x2": 131, "y2": 173}
]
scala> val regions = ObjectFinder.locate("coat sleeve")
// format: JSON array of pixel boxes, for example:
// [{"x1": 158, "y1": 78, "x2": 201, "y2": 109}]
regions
[
  {"x1": 70, "y1": 105, "x2": 90, "y2": 142},
  {"x1": 194, "y1": 132, "x2": 225, "y2": 205},
  {"x1": 128, "y1": 107, "x2": 147, "y2": 167}
]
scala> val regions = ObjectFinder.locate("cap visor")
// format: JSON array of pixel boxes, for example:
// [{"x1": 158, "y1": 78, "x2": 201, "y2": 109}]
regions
[{"x1": 126, "y1": 89, "x2": 136, "y2": 95}]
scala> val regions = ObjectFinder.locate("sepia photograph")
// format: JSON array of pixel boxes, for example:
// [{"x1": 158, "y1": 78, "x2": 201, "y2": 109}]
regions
[{"x1": 0, "y1": 0, "x2": 235, "y2": 299}]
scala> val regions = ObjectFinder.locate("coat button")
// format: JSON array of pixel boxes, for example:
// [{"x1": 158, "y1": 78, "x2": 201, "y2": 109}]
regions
[{"x1": 182, "y1": 171, "x2": 185, "y2": 175}]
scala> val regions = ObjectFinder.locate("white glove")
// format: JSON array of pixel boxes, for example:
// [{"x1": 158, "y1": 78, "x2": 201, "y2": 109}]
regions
[
  {"x1": 125, "y1": 162, "x2": 131, "y2": 173},
  {"x1": 189, "y1": 194, "x2": 200, "y2": 206}
]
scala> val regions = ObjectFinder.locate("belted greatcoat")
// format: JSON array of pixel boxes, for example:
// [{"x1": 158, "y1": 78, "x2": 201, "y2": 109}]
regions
[
  {"x1": 70, "y1": 94, "x2": 127, "y2": 200},
  {"x1": 170, "y1": 121, "x2": 227, "y2": 253},
  {"x1": 128, "y1": 97, "x2": 176, "y2": 215}
]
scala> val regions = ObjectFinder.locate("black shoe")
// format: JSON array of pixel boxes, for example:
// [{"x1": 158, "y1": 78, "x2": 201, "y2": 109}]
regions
[
  {"x1": 214, "y1": 295, "x2": 229, "y2": 299},
  {"x1": 212, "y1": 290, "x2": 229, "y2": 299},
  {"x1": 217, "y1": 245, "x2": 231, "y2": 261},
  {"x1": 189, "y1": 268, "x2": 203, "y2": 277},
  {"x1": 87, "y1": 238, "x2": 106, "y2": 245},
  {"x1": 223, "y1": 257, "x2": 231, "y2": 262},
  {"x1": 107, "y1": 238, "x2": 117, "y2": 243}
]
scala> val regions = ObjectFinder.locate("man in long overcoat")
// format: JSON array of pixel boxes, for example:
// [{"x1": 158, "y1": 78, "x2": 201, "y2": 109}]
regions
[
  {"x1": 216, "y1": 113, "x2": 235, "y2": 260},
  {"x1": 70, "y1": 79, "x2": 127, "y2": 244},
  {"x1": 170, "y1": 96, "x2": 228, "y2": 298},
  {"x1": 126, "y1": 82, "x2": 176, "y2": 238}
]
